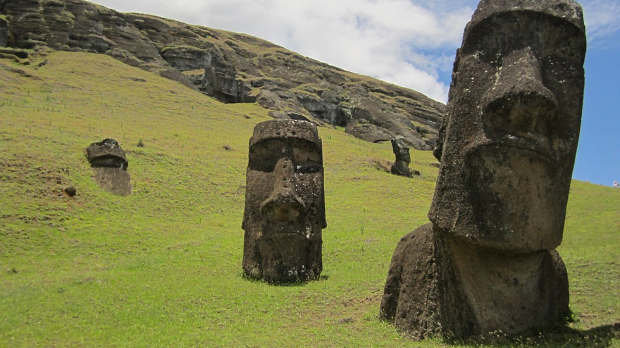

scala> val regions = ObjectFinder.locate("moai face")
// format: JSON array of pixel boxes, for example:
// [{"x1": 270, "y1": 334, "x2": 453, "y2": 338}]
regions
[
  {"x1": 242, "y1": 119, "x2": 326, "y2": 282},
  {"x1": 429, "y1": 0, "x2": 586, "y2": 252}
]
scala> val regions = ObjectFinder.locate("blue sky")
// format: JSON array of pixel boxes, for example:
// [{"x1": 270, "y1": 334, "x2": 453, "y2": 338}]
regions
[
  {"x1": 577, "y1": 32, "x2": 620, "y2": 186},
  {"x1": 90, "y1": 0, "x2": 619, "y2": 186}
]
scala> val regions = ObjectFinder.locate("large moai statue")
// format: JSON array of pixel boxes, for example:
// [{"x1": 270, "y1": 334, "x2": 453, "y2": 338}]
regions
[
  {"x1": 86, "y1": 138, "x2": 132, "y2": 196},
  {"x1": 380, "y1": 0, "x2": 586, "y2": 339},
  {"x1": 242, "y1": 119, "x2": 326, "y2": 282}
]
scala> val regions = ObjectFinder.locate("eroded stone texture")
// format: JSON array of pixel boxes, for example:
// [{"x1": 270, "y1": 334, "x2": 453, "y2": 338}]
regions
[
  {"x1": 390, "y1": 137, "x2": 415, "y2": 177},
  {"x1": 380, "y1": 0, "x2": 586, "y2": 339},
  {"x1": 242, "y1": 119, "x2": 326, "y2": 282},
  {"x1": 0, "y1": 17, "x2": 8, "y2": 48},
  {"x1": 86, "y1": 138, "x2": 132, "y2": 196}
]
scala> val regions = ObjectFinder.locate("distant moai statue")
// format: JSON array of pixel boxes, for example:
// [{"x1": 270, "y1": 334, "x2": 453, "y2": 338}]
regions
[
  {"x1": 390, "y1": 136, "x2": 414, "y2": 177},
  {"x1": 242, "y1": 119, "x2": 326, "y2": 282},
  {"x1": 86, "y1": 138, "x2": 132, "y2": 196},
  {"x1": 380, "y1": 0, "x2": 586, "y2": 339}
]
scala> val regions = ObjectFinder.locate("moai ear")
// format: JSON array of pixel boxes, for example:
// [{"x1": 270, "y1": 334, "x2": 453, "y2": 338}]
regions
[{"x1": 432, "y1": 121, "x2": 446, "y2": 162}]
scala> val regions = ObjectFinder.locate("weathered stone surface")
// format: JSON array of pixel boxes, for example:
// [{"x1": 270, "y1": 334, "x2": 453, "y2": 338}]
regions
[
  {"x1": 0, "y1": 0, "x2": 444, "y2": 150},
  {"x1": 202, "y1": 48, "x2": 255, "y2": 103},
  {"x1": 242, "y1": 119, "x2": 326, "y2": 282},
  {"x1": 381, "y1": 223, "x2": 570, "y2": 339},
  {"x1": 91, "y1": 167, "x2": 131, "y2": 196},
  {"x1": 160, "y1": 46, "x2": 211, "y2": 71},
  {"x1": 86, "y1": 138, "x2": 127, "y2": 167},
  {"x1": 86, "y1": 138, "x2": 131, "y2": 196},
  {"x1": 345, "y1": 120, "x2": 393, "y2": 143},
  {"x1": 0, "y1": 16, "x2": 8, "y2": 47},
  {"x1": 390, "y1": 137, "x2": 415, "y2": 177},
  {"x1": 381, "y1": 0, "x2": 586, "y2": 339}
]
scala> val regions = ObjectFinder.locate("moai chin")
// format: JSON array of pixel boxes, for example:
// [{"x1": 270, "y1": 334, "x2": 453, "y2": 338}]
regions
[
  {"x1": 380, "y1": 0, "x2": 586, "y2": 339},
  {"x1": 242, "y1": 119, "x2": 326, "y2": 282}
]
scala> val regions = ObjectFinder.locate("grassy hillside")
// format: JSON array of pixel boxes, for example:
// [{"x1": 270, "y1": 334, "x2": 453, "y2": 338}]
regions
[{"x1": 0, "y1": 51, "x2": 618, "y2": 347}]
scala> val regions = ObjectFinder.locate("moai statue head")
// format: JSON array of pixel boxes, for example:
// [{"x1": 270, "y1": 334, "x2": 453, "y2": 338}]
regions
[
  {"x1": 86, "y1": 138, "x2": 132, "y2": 196},
  {"x1": 242, "y1": 119, "x2": 326, "y2": 282},
  {"x1": 86, "y1": 139, "x2": 128, "y2": 169},
  {"x1": 429, "y1": 0, "x2": 586, "y2": 252}
]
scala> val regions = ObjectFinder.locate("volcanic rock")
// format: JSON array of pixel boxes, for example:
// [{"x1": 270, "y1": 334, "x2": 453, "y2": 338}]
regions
[{"x1": 0, "y1": 0, "x2": 444, "y2": 149}]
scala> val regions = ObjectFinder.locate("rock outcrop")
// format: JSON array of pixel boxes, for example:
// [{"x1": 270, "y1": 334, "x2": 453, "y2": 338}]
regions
[
  {"x1": 0, "y1": 0, "x2": 444, "y2": 149},
  {"x1": 0, "y1": 16, "x2": 8, "y2": 47}
]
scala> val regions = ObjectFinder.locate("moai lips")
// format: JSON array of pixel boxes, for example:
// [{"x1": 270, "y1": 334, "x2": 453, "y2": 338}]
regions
[
  {"x1": 381, "y1": 0, "x2": 586, "y2": 338},
  {"x1": 242, "y1": 119, "x2": 326, "y2": 282}
]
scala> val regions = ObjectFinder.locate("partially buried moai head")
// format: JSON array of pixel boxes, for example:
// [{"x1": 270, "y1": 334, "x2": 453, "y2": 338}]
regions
[
  {"x1": 242, "y1": 119, "x2": 326, "y2": 282},
  {"x1": 86, "y1": 138, "x2": 132, "y2": 196},
  {"x1": 429, "y1": 0, "x2": 586, "y2": 252}
]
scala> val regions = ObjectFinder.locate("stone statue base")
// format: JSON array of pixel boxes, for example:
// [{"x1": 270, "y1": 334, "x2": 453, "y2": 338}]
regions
[{"x1": 380, "y1": 223, "x2": 570, "y2": 339}]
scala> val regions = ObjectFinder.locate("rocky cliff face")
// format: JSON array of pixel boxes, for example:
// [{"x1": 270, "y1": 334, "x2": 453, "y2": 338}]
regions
[{"x1": 0, "y1": 0, "x2": 445, "y2": 149}]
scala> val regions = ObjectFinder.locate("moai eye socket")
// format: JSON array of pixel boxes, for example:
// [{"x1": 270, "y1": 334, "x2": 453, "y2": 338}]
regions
[
  {"x1": 248, "y1": 139, "x2": 288, "y2": 172},
  {"x1": 293, "y1": 143, "x2": 322, "y2": 174}
]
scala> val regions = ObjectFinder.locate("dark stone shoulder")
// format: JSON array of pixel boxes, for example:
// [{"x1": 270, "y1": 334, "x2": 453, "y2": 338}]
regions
[{"x1": 380, "y1": 223, "x2": 438, "y2": 333}]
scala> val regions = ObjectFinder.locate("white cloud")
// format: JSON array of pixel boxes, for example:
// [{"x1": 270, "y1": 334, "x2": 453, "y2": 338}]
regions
[
  {"x1": 581, "y1": 0, "x2": 620, "y2": 43},
  {"x1": 89, "y1": 0, "x2": 475, "y2": 102},
  {"x1": 202, "y1": 0, "x2": 473, "y2": 101}
]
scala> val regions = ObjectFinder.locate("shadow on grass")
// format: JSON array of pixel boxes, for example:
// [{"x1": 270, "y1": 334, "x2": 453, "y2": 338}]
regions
[
  {"x1": 450, "y1": 323, "x2": 620, "y2": 348},
  {"x1": 240, "y1": 272, "x2": 330, "y2": 287}
]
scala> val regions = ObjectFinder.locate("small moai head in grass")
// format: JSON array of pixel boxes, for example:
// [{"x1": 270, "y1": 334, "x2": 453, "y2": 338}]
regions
[
  {"x1": 86, "y1": 138, "x2": 128, "y2": 170},
  {"x1": 429, "y1": 0, "x2": 586, "y2": 252},
  {"x1": 242, "y1": 119, "x2": 326, "y2": 282},
  {"x1": 86, "y1": 138, "x2": 132, "y2": 196}
]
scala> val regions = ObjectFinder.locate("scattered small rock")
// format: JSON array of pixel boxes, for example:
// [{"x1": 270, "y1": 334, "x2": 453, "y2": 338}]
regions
[
  {"x1": 338, "y1": 317, "x2": 355, "y2": 324},
  {"x1": 64, "y1": 186, "x2": 77, "y2": 197}
]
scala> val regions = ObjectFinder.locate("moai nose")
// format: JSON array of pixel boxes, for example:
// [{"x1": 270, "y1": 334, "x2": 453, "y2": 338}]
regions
[
  {"x1": 482, "y1": 48, "x2": 559, "y2": 137},
  {"x1": 260, "y1": 158, "x2": 305, "y2": 224}
]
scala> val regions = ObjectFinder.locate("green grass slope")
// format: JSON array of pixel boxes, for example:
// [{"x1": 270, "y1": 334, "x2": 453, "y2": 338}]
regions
[{"x1": 0, "y1": 51, "x2": 618, "y2": 347}]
